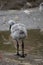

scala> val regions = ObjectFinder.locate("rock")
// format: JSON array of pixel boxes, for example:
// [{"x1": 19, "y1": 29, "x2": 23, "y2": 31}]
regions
[{"x1": 23, "y1": 2, "x2": 32, "y2": 9}]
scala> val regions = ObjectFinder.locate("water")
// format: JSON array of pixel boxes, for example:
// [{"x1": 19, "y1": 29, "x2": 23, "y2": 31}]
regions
[{"x1": 0, "y1": 8, "x2": 43, "y2": 31}]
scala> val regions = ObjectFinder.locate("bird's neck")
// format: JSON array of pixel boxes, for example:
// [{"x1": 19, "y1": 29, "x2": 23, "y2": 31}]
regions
[{"x1": 9, "y1": 23, "x2": 14, "y2": 30}]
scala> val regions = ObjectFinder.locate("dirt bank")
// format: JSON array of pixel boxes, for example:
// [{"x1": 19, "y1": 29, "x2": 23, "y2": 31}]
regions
[{"x1": 0, "y1": 0, "x2": 43, "y2": 10}]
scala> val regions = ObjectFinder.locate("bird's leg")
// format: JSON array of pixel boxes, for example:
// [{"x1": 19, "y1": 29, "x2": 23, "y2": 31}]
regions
[
  {"x1": 21, "y1": 40, "x2": 25, "y2": 57},
  {"x1": 16, "y1": 40, "x2": 19, "y2": 56}
]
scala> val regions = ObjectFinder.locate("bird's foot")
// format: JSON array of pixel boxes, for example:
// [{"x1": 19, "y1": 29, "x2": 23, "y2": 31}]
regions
[
  {"x1": 16, "y1": 53, "x2": 20, "y2": 56},
  {"x1": 20, "y1": 54, "x2": 27, "y2": 58},
  {"x1": 21, "y1": 55, "x2": 25, "y2": 58}
]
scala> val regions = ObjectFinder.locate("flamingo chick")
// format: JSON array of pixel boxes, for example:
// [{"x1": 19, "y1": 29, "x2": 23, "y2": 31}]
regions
[{"x1": 8, "y1": 20, "x2": 27, "y2": 57}]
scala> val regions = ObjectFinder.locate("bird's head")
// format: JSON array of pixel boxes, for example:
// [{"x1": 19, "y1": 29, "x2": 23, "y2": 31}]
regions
[{"x1": 8, "y1": 20, "x2": 16, "y2": 30}]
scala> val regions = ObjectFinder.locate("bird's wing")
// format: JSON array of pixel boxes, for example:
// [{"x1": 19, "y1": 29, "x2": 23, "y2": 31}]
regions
[
  {"x1": 11, "y1": 23, "x2": 27, "y2": 36},
  {"x1": 18, "y1": 23, "x2": 27, "y2": 36},
  {"x1": 11, "y1": 24, "x2": 19, "y2": 33},
  {"x1": 18, "y1": 23, "x2": 25, "y2": 27}
]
